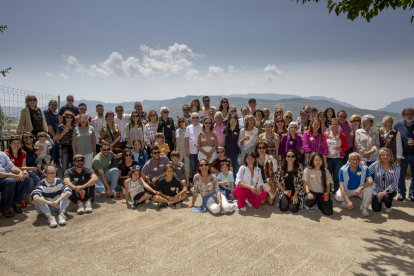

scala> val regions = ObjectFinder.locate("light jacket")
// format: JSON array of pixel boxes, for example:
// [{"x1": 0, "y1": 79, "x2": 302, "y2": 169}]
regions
[{"x1": 16, "y1": 106, "x2": 48, "y2": 134}]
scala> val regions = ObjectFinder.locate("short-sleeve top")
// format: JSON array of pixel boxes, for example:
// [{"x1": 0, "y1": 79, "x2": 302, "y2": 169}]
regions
[
  {"x1": 303, "y1": 168, "x2": 333, "y2": 193},
  {"x1": 193, "y1": 174, "x2": 220, "y2": 196},
  {"x1": 57, "y1": 124, "x2": 75, "y2": 147},
  {"x1": 4, "y1": 150, "x2": 27, "y2": 167}
]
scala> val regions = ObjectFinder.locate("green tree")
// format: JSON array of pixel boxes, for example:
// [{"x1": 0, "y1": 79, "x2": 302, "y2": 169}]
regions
[
  {"x1": 297, "y1": 0, "x2": 414, "y2": 23},
  {"x1": 1, "y1": 25, "x2": 12, "y2": 77}
]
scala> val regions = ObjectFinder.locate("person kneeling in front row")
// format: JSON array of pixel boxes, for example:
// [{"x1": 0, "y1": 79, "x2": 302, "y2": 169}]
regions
[
  {"x1": 123, "y1": 165, "x2": 159, "y2": 208},
  {"x1": 153, "y1": 164, "x2": 188, "y2": 209},
  {"x1": 334, "y1": 152, "x2": 373, "y2": 217},
  {"x1": 64, "y1": 154, "x2": 98, "y2": 214},
  {"x1": 32, "y1": 166, "x2": 72, "y2": 228}
]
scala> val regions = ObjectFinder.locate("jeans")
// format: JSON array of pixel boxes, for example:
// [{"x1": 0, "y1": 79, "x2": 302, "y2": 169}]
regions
[
  {"x1": 225, "y1": 153, "x2": 239, "y2": 180},
  {"x1": 371, "y1": 192, "x2": 397, "y2": 212},
  {"x1": 51, "y1": 140, "x2": 61, "y2": 167},
  {"x1": 27, "y1": 171, "x2": 41, "y2": 197},
  {"x1": 327, "y1": 158, "x2": 343, "y2": 193},
  {"x1": 279, "y1": 194, "x2": 300, "y2": 213},
  {"x1": 36, "y1": 198, "x2": 69, "y2": 217},
  {"x1": 398, "y1": 153, "x2": 414, "y2": 196},
  {"x1": 189, "y1": 154, "x2": 199, "y2": 178},
  {"x1": 61, "y1": 150, "x2": 73, "y2": 172},
  {"x1": 95, "y1": 168, "x2": 120, "y2": 194},
  {"x1": 0, "y1": 176, "x2": 28, "y2": 211},
  {"x1": 304, "y1": 192, "x2": 333, "y2": 216}
]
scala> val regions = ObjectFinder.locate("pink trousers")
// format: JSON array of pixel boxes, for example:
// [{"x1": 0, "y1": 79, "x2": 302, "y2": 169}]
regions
[{"x1": 234, "y1": 186, "x2": 267, "y2": 209}]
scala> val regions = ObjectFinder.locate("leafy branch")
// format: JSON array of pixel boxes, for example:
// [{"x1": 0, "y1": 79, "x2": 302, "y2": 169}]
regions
[{"x1": 0, "y1": 25, "x2": 12, "y2": 77}]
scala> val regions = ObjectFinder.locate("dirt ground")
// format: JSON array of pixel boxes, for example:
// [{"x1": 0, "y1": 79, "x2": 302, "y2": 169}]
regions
[{"x1": 1, "y1": 180, "x2": 413, "y2": 276}]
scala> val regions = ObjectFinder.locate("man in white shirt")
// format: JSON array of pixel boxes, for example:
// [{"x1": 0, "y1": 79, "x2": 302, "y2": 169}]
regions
[
  {"x1": 185, "y1": 112, "x2": 202, "y2": 179},
  {"x1": 113, "y1": 105, "x2": 130, "y2": 149},
  {"x1": 90, "y1": 104, "x2": 106, "y2": 153},
  {"x1": 238, "y1": 106, "x2": 250, "y2": 129}
]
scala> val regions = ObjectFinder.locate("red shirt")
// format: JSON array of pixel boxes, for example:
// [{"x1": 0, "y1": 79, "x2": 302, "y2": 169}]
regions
[{"x1": 4, "y1": 150, "x2": 27, "y2": 167}]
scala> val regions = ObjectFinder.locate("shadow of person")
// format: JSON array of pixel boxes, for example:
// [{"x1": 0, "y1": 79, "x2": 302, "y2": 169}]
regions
[{"x1": 0, "y1": 213, "x2": 29, "y2": 228}]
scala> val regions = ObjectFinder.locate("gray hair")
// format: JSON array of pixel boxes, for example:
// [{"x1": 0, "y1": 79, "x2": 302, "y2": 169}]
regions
[
  {"x1": 160, "y1": 106, "x2": 169, "y2": 113},
  {"x1": 191, "y1": 112, "x2": 199, "y2": 118},
  {"x1": 263, "y1": 120, "x2": 273, "y2": 127},
  {"x1": 382, "y1": 115, "x2": 394, "y2": 125},
  {"x1": 243, "y1": 115, "x2": 255, "y2": 129},
  {"x1": 48, "y1": 99, "x2": 57, "y2": 106},
  {"x1": 361, "y1": 114, "x2": 375, "y2": 127},
  {"x1": 217, "y1": 146, "x2": 225, "y2": 152},
  {"x1": 214, "y1": 111, "x2": 223, "y2": 120},
  {"x1": 288, "y1": 121, "x2": 299, "y2": 129}
]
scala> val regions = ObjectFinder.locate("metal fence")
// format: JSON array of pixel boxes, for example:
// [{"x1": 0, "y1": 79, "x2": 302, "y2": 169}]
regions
[{"x1": 0, "y1": 86, "x2": 59, "y2": 141}]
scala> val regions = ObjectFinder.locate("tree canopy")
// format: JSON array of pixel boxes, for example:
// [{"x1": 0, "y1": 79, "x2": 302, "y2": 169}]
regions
[{"x1": 298, "y1": 0, "x2": 414, "y2": 23}]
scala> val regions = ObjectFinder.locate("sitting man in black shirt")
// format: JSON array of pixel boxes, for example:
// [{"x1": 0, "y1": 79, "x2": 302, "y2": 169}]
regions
[
  {"x1": 64, "y1": 154, "x2": 98, "y2": 214},
  {"x1": 152, "y1": 164, "x2": 187, "y2": 209}
]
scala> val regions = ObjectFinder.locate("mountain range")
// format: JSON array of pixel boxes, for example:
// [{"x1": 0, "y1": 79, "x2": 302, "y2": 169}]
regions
[{"x1": 377, "y1": 97, "x2": 414, "y2": 113}]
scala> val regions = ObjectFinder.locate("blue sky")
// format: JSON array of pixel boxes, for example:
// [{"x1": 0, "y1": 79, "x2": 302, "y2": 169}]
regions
[{"x1": 1, "y1": 0, "x2": 413, "y2": 109}]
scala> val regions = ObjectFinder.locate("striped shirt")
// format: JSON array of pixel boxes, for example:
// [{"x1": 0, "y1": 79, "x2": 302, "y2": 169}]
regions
[
  {"x1": 31, "y1": 178, "x2": 72, "y2": 201},
  {"x1": 0, "y1": 152, "x2": 14, "y2": 173},
  {"x1": 368, "y1": 163, "x2": 400, "y2": 195}
]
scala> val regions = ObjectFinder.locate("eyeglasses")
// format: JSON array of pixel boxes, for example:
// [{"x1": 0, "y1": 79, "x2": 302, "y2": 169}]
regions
[
  {"x1": 349, "y1": 158, "x2": 360, "y2": 161},
  {"x1": 125, "y1": 154, "x2": 132, "y2": 157},
  {"x1": 67, "y1": 99, "x2": 74, "y2": 102},
  {"x1": 276, "y1": 111, "x2": 282, "y2": 113},
  {"x1": 132, "y1": 115, "x2": 140, "y2": 118},
  {"x1": 405, "y1": 113, "x2": 413, "y2": 116},
  {"x1": 75, "y1": 159, "x2": 85, "y2": 162},
  {"x1": 152, "y1": 151, "x2": 160, "y2": 155},
  {"x1": 204, "y1": 122, "x2": 212, "y2": 125},
  {"x1": 28, "y1": 98, "x2": 37, "y2": 102},
  {"x1": 203, "y1": 100, "x2": 210, "y2": 102},
  {"x1": 368, "y1": 120, "x2": 374, "y2": 123},
  {"x1": 23, "y1": 136, "x2": 33, "y2": 139},
  {"x1": 285, "y1": 116, "x2": 292, "y2": 119},
  {"x1": 199, "y1": 163, "x2": 209, "y2": 167},
  {"x1": 230, "y1": 110, "x2": 237, "y2": 112},
  {"x1": 46, "y1": 172, "x2": 56, "y2": 175},
  {"x1": 163, "y1": 111, "x2": 169, "y2": 113},
  {"x1": 116, "y1": 110, "x2": 123, "y2": 112},
  {"x1": 222, "y1": 101, "x2": 228, "y2": 104},
  {"x1": 255, "y1": 113, "x2": 262, "y2": 117},
  {"x1": 101, "y1": 148, "x2": 110, "y2": 152},
  {"x1": 286, "y1": 155, "x2": 295, "y2": 158},
  {"x1": 257, "y1": 146, "x2": 266, "y2": 149},
  {"x1": 179, "y1": 121, "x2": 185, "y2": 123},
  {"x1": 217, "y1": 151, "x2": 224, "y2": 154},
  {"x1": 352, "y1": 120, "x2": 360, "y2": 122},
  {"x1": 65, "y1": 116, "x2": 73, "y2": 119},
  {"x1": 338, "y1": 115, "x2": 347, "y2": 118},
  {"x1": 183, "y1": 109, "x2": 190, "y2": 111},
  {"x1": 192, "y1": 117, "x2": 199, "y2": 119},
  {"x1": 79, "y1": 108, "x2": 86, "y2": 111}
]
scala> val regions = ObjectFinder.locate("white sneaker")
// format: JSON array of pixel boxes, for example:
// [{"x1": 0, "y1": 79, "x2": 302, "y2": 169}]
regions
[
  {"x1": 48, "y1": 216, "x2": 57, "y2": 228},
  {"x1": 246, "y1": 201, "x2": 252, "y2": 207},
  {"x1": 84, "y1": 202, "x2": 93, "y2": 213},
  {"x1": 57, "y1": 214, "x2": 67, "y2": 225},
  {"x1": 111, "y1": 190, "x2": 116, "y2": 198},
  {"x1": 77, "y1": 202, "x2": 85, "y2": 214},
  {"x1": 95, "y1": 191, "x2": 101, "y2": 196},
  {"x1": 239, "y1": 206, "x2": 247, "y2": 212},
  {"x1": 385, "y1": 207, "x2": 392, "y2": 213},
  {"x1": 360, "y1": 207, "x2": 369, "y2": 217},
  {"x1": 341, "y1": 201, "x2": 347, "y2": 208}
]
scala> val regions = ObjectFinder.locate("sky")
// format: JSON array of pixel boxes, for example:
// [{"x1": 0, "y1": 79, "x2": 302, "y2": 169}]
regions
[{"x1": 1, "y1": 0, "x2": 413, "y2": 110}]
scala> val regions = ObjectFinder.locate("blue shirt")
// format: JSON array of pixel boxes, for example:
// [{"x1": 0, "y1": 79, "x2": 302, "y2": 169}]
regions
[
  {"x1": 339, "y1": 166, "x2": 372, "y2": 190},
  {"x1": 0, "y1": 152, "x2": 14, "y2": 173},
  {"x1": 59, "y1": 104, "x2": 79, "y2": 116},
  {"x1": 43, "y1": 108, "x2": 60, "y2": 133}
]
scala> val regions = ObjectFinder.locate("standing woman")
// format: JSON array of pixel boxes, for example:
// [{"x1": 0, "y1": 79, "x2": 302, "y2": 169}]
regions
[
  {"x1": 278, "y1": 122, "x2": 303, "y2": 162},
  {"x1": 197, "y1": 117, "x2": 218, "y2": 163},
  {"x1": 379, "y1": 116, "x2": 403, "y2": 165},
  {"x1": 350, "y1": 114, "x2": 362, "y2": 132},
  {"x1": 302, "y1": 118, "x2": 329, "y2": 167},
  {"x1": 325, "y1": 118, "x2": 349, "y2": 193},
  {"x1": 368, "y1": 148, "x2": 400, "y2": 213},
  {"x1": 238, "y1": 115, "x2": 259, "y2": 165},
  {"x1": 118, "y1": 148, "x2": 139, "y2": 191},
  {"x1": 283, "y1": 111, "x2": 293, "y2": 127},
  {"x1": 273, "y1": 116, "x2": 288, "y2": 138},
  {"x1": 317, "y1": 112, "x2": 329, "y2": 133},
  {"x1": 125, "y1": 111, "x2": 145, "y2": 149},
  {"x1": 99, "y1": 111, "x2": 122, "y2": 154},
  {"x1": 144, "y1": 110, "x2": 159, "y2": 152},
  {"x1": 272, "y1": 108, "x2": 284, "y2": 123},
  {"x1": 218, "y1": 98, "x2": 230, "y2": 122},
  {"x1": 5, "y1": 135, "x2": 40, "y2": 206},
  {"x1": 176, "y1": 116, "x2": 190, "y2": 174},
  {"x1": 253, "y1": 110, "x2": 265, "y2": 135},
  {"x1": 275, "y1": 150, "x2": 305, "y2": 213},
  {"x1": 325, "y1": 107, "x2": 336, "y2": 126},
  {"x1": 72, "y1": 114, "x2": 96, "y2": 168},
  {"x1": 55, "y1": 111, "x2": 76, "y2": 172},
  {"x1": 303, "y1": 153, "x2": 334, "y2": 215},
  {"x1": 189, "y1": 159, "x2": 238, "y2": 214},
  {"x1": 234, "y1": 152, "x2": 267, "y2": 211},
  {"x1": 16, "y1": 94, "x2": 48, "y2": 137},
  {"x1": 190, "y1": 98, "x2": 204, "y2": 119},
  {"x1": 355, "y1": 114, "x2": 380, "y2": 166},
  {"x1": 255, "y1": 142, "x2": 278, "y2": 206},
  {"x1": 221, "y1": 115, "x2": 241, "y2": 177},
  {"x1": 259, "y1": 120, "x2": 280, "y2": 161}
]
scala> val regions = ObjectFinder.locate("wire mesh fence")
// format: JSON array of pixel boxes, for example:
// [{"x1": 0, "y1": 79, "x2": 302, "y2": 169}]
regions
[{"x1": 0, "y1": 86, "x2": 59, "y2": 140}]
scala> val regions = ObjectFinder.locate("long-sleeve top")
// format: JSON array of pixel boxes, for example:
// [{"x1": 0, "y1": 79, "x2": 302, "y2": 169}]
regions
[
  {"x1": 368, "y1": 163, "x2": 400, "y2": 195},
  {"x1": 31, "y1": 178, "x2": 72, "y2": 201},
  {"x1": 22, "y1": 145, "x2": 37, "y2": 166},
  {"x1": 193, "y1": 174, "x2": 220, "y2": 196},
  {"x1": 16, "y1": 106, "x2": 48, "y2": 134},
  {"x1": 197, "y1": 131, "x2": 218, "y2": 150},
  {"x1": 144, "y1": 122, "x2": 158, "y2": 146},
  {"x1": 258, "y1": 132, "x2": 280, "y2": 158},
  {"x1": 235, "y1": 165, "x2": 264, "y2": 189},
  {"x1": 238, "y1": 128, "x2": 259, "y2": 162},
  {"x1": 355, "y1": 128, "x2": 380, "y2": 162},
  {"x1": 324, "y1": 131, "x2": 349, "y2": 158},
  {"x1": 302, "y1": 131, "x2": 329, "y2": 156},
  {"x1": 278, "y1": 133, "x2": 302, "y2": 158},
  {"x1": 338, "y1": 121, "x2": 355, "y2": 151},
  {"x1": 274, "y1": 164, "x2": 305, "y2": 210}
]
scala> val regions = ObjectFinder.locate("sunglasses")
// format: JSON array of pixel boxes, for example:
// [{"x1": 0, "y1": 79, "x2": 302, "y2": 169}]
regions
[
  {"x1": 203, "y1": 100, "x2": 210, "y2": 102},
  {"x1": 125, "y1": 154, "x2": 132, "y2": 157},
  {"x1": 368, "y1": 120, "x2": 374, "y2": 123},
  {"x1": 79, "y1": 108, "x2": 86, "y2": 111},
  {"x1": 163, "y1": 111, "x2": 169, "y2": 113},
  {"x1": 102, "y1": 148, "x2": 110, "y2": 152},
  {"x1": 152, "y1": 152, "x2": 160, "y2": 155},
  {"x1": 285, "y1": 116, "x2": 292, "y2": 119},
  {"x1": 23, "y1": 136, "x2": 33, "y2": 139},
  {"x1": 75, "y1": 159, "x2": 85, "y2": 162},
  {"x1": 204, "y1": 122, "x2": 212, "y2": 125},
  {"x1": 132, "y1": 115, "x2": 140, "y2": 118},
  {"x1": 286, "y1": 155, "x2": 295, "y2": 158},
  {"x1": 28, "y1": 98, "x2": 37, "y2": 102},
  {"x1": 67, "y1": 99, "x2": 74, "y2": 102},
  {"x1": 65, "y1": 116, "x2": 73, "y2": 119},
  {"x1": 353, "y1": 120, "x2": 360, "y2": 122},
  {"x1": 116, "y1": 110, "x2": 123, "y2": 112},
  {"x1": 183, "y1": 109, "x2": 190, "y2": 111},
  {"x1": 199, "y1": 163, "x2": 209, "y2": 167},
  {"x1": 257, "y1": 146, "x2": 266, "y2": 149},
  {"x1": 222, "y1": 101, "x2": 228, "y2": 103},
  {"x1": 179, "y1": 121, "x2": 185, "y2": 123},
  {"x1": 230, "y1": 110, "x2": 237, "y2": 112},
  {"x1": 217, "y1": 151, "x2": 224, "y2": 154},
  {"x1": 192, "y1": 117, "x2": 199, "y2": 119}
]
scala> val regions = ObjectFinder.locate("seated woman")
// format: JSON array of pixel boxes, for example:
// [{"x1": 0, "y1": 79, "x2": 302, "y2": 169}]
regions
[
  {"x1": 189, "y1": 159, "x2": 237, "y2": 214},
  {"x1": 31, "y1": 166, "x2": 72, "y2": 228},
  {"x1": 275, "y1": 150, "x2": 305, "y2": 213},
  {"x1": 254, "y1": 141, "x2": 277, "y2": 206},
  {"x1": 122, "y1": 165, "x2": 158, "y2": 208},
  {"x1": 5, "y1": 135, "x2": 40, "y2": 206},
  {"x1": 303, "y1": 153, "x2": 334, "y2": 216},
  {"x1": 118, "y1": 148, "x2": 139, "y2": 192},
  {"x1": 216, "y1": 162, "x2": 235, "y2": 200},
  {"x1": 259, "y1": 120, "x2": 280, "y2": 161},
  {"x1": 234, "y1": 151, "x2": 268, "y2": 211},
  {"x1": 368, "y1": 148, "x2": 400, "y2": 213},
  {"x1": 153, "y1": 164, "x2": 188, "y2": 209},
  {"x1": 211, "y1": 147, "x2": 233, "y2": 174},
  {"x1": 131, "y1": 139, "x2": 148, "y2": 168}
]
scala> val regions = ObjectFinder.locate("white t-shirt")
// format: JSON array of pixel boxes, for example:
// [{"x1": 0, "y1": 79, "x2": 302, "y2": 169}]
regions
[
  {"x1": 91, "y1": 116, "x2": 107, "y2": 144},
  {"x1": 185, "y1": 124, "x2": 202, "y2": 155},
  {"x1": 114, "y1": 114, "x2": 131, "y2": 141}
]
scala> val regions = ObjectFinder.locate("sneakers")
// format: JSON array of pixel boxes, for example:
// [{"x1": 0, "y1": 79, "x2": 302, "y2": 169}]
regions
[
  {"x1": 111, "y1": 190, "x2": 116, "y2": 198},
  {"x1": 341, "y1": 201, "x2": 347, "y2": 208},
  {"x1": 175, "y1": 202, "x2": 182, "y2": 208},
  {"x1": 246, "y1": 201, "x2": 252, "y2": 207},
  {"x1": 360, "y1": 207, "x2": 369, "y2": 217},
  {"x1": 57, "y1": 214, "x2": 66, "y2": 225},
  {"x1": 77, "y1": 202, "x2": 85, "y2": 214},
  {"x1": 239, "y1": 206, "x2": 247, "y2": 212},
  {"x1": 385, "y1": 207, "x2": 392, "y2": 213},
  {"x1": 48, "y1": 216, "x2": 58, "y2": 228},
  {"x1": 84, "y1": 202, "x2": 93, "y2": 213},
  {"x1": 13, "y1": 204, "x2": 23, "y2": 214},
  {"x1": 2, "y1": 208, "x2": 15, "y2": 218},
  {"x1": 157, "y1": 203, "x2": 167, "y2": 210},
  {"x1": 309, "y1": 204, "x2": 319, "y2": 212}
]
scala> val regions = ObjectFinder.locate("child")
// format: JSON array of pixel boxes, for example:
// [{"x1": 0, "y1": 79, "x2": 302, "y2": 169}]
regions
[
  {"x1": 216, "y1": 162, "x2": 235, "y2": 200},
  {"x1": 170, "y1": 150, "x2": 193, "y2": 195},
  {"x1": 154, "y1": 132, "x2": 170, "y2": 157},
  {"x1": 131, "y1": 139, "x2": 147, "y2": 168},
  {"x1": 122, "y1": 165, "x2": 158, "y2": 208},
  {"x1": 34, "y1": 131, "x2": 52, "y2": 170}
]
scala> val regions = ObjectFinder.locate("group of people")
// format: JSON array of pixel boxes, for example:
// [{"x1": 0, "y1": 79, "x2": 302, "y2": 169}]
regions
[{"x1": 0, "y1": 94, "x2": 412, "y2": 227}]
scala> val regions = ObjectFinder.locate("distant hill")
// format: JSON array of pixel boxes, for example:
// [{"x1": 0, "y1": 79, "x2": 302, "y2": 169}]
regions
[{"x1": 378, "y1": 97, "x2": 414, "y2": 113}]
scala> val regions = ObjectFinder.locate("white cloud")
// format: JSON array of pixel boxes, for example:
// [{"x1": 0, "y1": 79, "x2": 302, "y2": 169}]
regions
[
  {"x1": 207, "y1": 66, "x2": 225, "y2": 78},
  {"x1": 247, "y1": 81, "x2": 255, "y2": 87},
  {"x1": 59, "y1": 73, "x2": 69, "y2": 79},
  {"x1": 185, "y1": 69, "x2": 203, "y2": 81},
  {"x1": 264, "y1": 64, "x2": 282, "y2": 82},
  {"x1": 45, "y1": 72, "x2": 53, "y2": 77}
]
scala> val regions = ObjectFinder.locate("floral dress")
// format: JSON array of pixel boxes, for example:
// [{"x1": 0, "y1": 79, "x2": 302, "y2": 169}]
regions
[
  {"x1": 57, "y1": 124, "x2": 75, "y2": 153},
  {"x1": 274, "y1": 164, "x2": 305, "y2": 210},
  {"x1": 99, "y1": 123, "x2": 122, "y2": 153}
]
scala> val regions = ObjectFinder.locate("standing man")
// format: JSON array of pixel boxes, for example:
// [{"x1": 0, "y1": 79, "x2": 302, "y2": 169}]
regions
[
  {"x1": 43, "y1": 99, "x2": 61, "y2": 168},
  {"x1": 337, "y1": 110, "x2": 355, "y2": 164},
  {"x1": 92, "y1": 142, "x2": 122, "y2": 197},
  {"x1": 141, "y1": 146, "x2": 170, "y2": 186},
  {"x1": 248, "y1": 98, "x2": 257, "y2": 115},
  {"x1": 0, "y1": 151, "x2": 28, "y2": 218},
  {"x1": 262, "y1": 108, "x2": 274, "y2": 125},
  {"x1": 238, "y1": 106, "x2": 250, "y2": 129},
  {"x1": 64, "y1": 154, "x2": 98, "y2": 214},
  {"x1": 394, "y1": 108, "x2": 414, "y2": 201},
  {"x1": 134, "y1": 102, "x2": 147, "y2": 124},
  {"x1": 185, "y1": 112, "x2": 202, "y2": 179},
  {"x1": 202, "y1": 96, "x2": 211, "y2": 120},
  {"x1": 157, "y1": 107, "x2": 175, "y2": 158},
  {"x1": 75, "y1": 103, "x2": 93, "y2": 124},
  {"x1": 114, "y1": 105, "x2": 130, "y2": 149},
  {"x1": 59, "y1": 95, "x2": 79, "y2": 123},
  {"x1": 298, "y1": 109, "x2": 311, "y2": 138},
  {"x1": 182, "y1": 104, "x2": 192, "y2": 125},
  {"x1": 91, "y1": 104, "x2": 106, "y2": 153}
]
